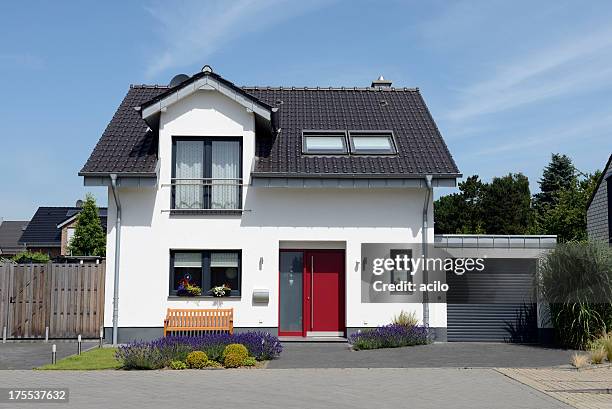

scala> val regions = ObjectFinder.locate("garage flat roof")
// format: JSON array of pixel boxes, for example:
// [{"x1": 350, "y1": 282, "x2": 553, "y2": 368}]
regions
[{"x1": 434, "y1": 234, "x2": 557, "y2": 249}]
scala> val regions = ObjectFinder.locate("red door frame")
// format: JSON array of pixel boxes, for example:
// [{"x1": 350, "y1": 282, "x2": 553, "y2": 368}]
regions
[{"x1": 278, "y1": 249, "x2": 345, "y2": 337}]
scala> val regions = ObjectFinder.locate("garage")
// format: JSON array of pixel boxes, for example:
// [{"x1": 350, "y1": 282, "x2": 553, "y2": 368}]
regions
[{"x1": 435, "y1": 235, "x2": 556, "y2": 342}]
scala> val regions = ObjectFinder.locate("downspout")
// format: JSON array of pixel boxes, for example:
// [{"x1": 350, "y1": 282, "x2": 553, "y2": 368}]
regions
[
  {"x1": 422, "y1": 175, "x2": 433, "y2": 329},
  {"x1": 110, "y1": 174, "x2": 121, "y2": 345}
]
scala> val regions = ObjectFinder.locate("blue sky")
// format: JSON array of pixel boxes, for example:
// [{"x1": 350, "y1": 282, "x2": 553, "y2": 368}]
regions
[{"x1": 1, "y1": 0, "x2": 611, "y2": 220}]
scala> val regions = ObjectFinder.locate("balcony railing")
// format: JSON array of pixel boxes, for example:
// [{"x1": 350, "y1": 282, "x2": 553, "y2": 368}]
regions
[{"x1": 169, "y1": 178, "x2": 243, "y2": 213}]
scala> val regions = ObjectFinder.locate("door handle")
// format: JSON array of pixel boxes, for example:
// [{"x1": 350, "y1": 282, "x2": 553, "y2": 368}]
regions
[{"x1": 311, "y1": 255, "x2": 314, "y2": 330}]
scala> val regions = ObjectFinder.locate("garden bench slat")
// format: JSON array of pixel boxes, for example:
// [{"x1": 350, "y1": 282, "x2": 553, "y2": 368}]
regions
[{"x1": 163, "y1": 308, "x2": 233, "y2": 336}]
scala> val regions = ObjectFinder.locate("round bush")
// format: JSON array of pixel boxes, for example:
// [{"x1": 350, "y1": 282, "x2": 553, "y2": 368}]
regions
[
  {"x1": 169, "y1": 360, "x2": 187, "y2": 370},
  {"x1": 185, "y1": 351, "x2": 208, "y2": 369},
  {"x1": 222, "y1": 344, "x2": 248, "y2": 361},
  {"x1": 224, "y1": 352, "x2": 247, "y2": 368}
]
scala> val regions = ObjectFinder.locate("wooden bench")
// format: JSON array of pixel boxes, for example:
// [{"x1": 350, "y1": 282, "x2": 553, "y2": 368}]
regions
[{"x1": 163, "y1": 308, "x2": 234, "y2": 336}]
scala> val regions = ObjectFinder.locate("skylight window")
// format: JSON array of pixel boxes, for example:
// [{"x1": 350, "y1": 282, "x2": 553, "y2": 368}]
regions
[
  {"x1": 349, "y1": 131, "x2": 397, "y2": 154},
  {"x1": 302, "y1": 131, "x2": 348, "y2": 154}
]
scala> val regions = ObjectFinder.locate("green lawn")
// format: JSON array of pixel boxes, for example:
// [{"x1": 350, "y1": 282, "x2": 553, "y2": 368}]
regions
[{"x1": 38, "y1": 347, "x2": 121, "y2": 370}]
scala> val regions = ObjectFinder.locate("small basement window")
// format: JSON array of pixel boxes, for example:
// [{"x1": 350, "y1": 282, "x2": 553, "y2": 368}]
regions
[
  {"x1": 302, "y1": 131, "x2": 348, "y2": 154},
  {"x1": 349, "y1": 131, "x2": 397, "y2": 154}
]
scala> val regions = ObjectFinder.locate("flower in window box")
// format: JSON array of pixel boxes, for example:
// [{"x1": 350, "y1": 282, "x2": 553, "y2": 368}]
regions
[
  {"x1": 209, "y1": 284, "x2": 231, "y2": 297},
  {"x1": 177, "y1": 276, "x2": 202, "y2": 297}
]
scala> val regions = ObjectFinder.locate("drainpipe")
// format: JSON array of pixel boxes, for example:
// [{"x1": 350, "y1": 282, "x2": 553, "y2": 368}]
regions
[
  {"x1": 110, "y1": 174, "x2": 122, "y2": 346},
  {"x1": 422, "y1": 175, "x2": 433, "y2": 329}
]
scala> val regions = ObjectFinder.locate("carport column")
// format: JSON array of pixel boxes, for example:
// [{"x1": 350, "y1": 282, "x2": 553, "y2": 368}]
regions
[
  {"x1": 110, "y1": 174, "x2": 122, "y2": 346},
  {"x1": 422, "y1": 175, "x2": 433, "y2": 329}
]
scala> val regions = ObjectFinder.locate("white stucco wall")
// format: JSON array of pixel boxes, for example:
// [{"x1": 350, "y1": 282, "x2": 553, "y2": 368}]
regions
[{"x1": 103, "y1": 89, "x2": 438, "y2": 332}]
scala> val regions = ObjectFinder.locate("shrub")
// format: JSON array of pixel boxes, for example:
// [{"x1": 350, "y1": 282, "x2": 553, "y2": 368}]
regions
[
  {"x1": 537, "y1": 241, "x2": 612, "y2": 349},
  {"x1": 116, "y1": 343, "x2": 164, "y2": 370},
  {"x1": 243, "y1": 357, "x2": 257, "y2": 367},
  {"x1": 223, "y1": 344, "x2": 248, "y2": 361},
  {"x1": 604, "y1": 339, "x2": 612, "y2": 362},
  {"x1": 169, "y1": 360, "x2": 187, "y2": 370},
  {"x1": 590, "y1": 348, "x2": 606, "y2": 365},
  {"x1": 12, "y1": 251, "x2": 50, "y2": 264},
  {"x1": 349, "y1": 324, "x2": 430, "y2": 350},
  {"x1": 393, "y1": 311, "x2": 418, "y2": 327},
  {"x1": 571, "y1": 353, "x2": 589, "y2": 369},
  {"x1": 116, "y1": 332, "x2": 282, "y2": 369},
  {"x1": 205, "y1": 360, "x2": 223, "y2": 368},
  {"x1": 185, "y1": 351, "x2": 208, "y2": 369},
  {"x1": 224, "y1": 352, "x2": 246, "y2": 368}
]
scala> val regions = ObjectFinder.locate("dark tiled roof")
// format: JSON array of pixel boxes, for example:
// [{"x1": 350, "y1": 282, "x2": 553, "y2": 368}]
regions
[
  {"x1": 19, "y1": 207, "x2": 108, "y2": 246},
  {"x1": 0, "y1": 221, "x2": 28, "y2": 254},
  {"x1": 80, "y1": 87, "x2": 164, "y2": 175},
  {"x1": 81, "y1": 80, "x2": 460, "y2": 178},
  {"x1": 247, "y1": 87, "x2": 459, "y2": 176}
]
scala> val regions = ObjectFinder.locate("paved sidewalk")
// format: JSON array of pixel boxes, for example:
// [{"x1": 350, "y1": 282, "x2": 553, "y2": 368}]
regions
[
  {"x1": 498, "y1": 367, "x2": 612, "y2": 409},
  {"x1": 268, "y1": 342, "x2": 576, "y2": 369},
  {"x1": 0, "y1": 341, "x2": 98, "y2": 369},
  {"x1": 0, "y1": 368, "x2": 571, "y2": 409}
]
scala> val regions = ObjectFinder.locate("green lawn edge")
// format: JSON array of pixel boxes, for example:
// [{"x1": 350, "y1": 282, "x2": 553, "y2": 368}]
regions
[{"x1": 37, "y1": 347, "x2": 120, "y2": 370}]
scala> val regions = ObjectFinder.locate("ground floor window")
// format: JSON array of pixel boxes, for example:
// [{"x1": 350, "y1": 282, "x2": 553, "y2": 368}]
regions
[{"x1": 170, "y1": 250, "x2": 241, "y2": 296}]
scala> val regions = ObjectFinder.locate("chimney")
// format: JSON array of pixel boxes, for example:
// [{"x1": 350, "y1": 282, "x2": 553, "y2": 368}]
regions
[{"x1": 371, "y1": 75, "x2": 392, "y2": 89}]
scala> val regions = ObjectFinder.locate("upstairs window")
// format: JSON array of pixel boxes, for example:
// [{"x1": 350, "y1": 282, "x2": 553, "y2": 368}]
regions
[
  {"x1": 349, "y1": 131, "x2": 397, "y2": 154},
  {"x1": 302, "y1": 131, "x2": 348, "y2": 154},
  {"x1": 172, "y1": 137, "x2": 242, "y2": 211}
]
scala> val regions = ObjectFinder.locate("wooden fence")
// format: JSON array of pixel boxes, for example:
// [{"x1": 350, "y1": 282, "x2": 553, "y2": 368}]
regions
[{"x1": 0, "y1": 262, "x2": 105, "y2": 339}]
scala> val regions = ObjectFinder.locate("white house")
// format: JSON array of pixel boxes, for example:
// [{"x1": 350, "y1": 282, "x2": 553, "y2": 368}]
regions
[{"x1": 81, "y1": 66, "x2": 551, "y2": 344}]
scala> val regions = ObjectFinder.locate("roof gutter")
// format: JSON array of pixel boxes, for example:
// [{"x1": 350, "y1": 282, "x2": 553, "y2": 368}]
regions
[
  {"x1": 422, "y1": 175, "x2": 433, "y2": 330},
  {"x1": 109, "y1": 174, "x2": 122, "y2": 346}
]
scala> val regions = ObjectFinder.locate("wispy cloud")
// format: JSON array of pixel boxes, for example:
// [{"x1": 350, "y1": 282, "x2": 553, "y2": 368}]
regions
[
  {"x1": 144, "y1": 0, "x2": 328, "y2": 79},
  {"x1": 468, "y1": 110, "x2": 612, "y2": 157},
  {"x1": 446, "y1": 26, "x2": 612, "y2": 121}
]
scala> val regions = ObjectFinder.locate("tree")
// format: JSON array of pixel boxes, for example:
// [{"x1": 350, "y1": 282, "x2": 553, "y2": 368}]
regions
[
  {"x1": 69, "y1": 194, "x2": 106, "y2": 256},
  {"x1": 532, "y1": 153, "x2": 575, "y2": 212},
  {"x1": 539, "y1": 171, "x2": 601, "y2": 242},
  {"x1": 481, "y1": 173, "x2": 532, "y2": 234},
  {"x1": 434, "y1": 173, "x2": 531, "y2": 234},
  {"x1": 434, "y1": 176, "x2": 485, "y2": 234}
]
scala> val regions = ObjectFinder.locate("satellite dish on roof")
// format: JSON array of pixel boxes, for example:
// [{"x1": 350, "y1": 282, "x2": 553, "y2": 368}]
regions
[
  {"x1": 202, "y1": 65, "x2": 213, "y2": 73},
  {"x1": 169, "y1": 74, "x2": 190, "y2": 87}
]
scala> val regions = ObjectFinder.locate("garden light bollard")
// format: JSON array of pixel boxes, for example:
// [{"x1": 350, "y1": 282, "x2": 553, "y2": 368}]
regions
[
  {"x1": 2, "y1": 326, "x2": 6, "y2": 344},
  {"x1": 77, "y1": 335, "x2": 82, "y2": 355},
  {"x1": 51, "y1": 344, "x2": 56, "y2": 365},
  {"x1": 99, "y1": 327, "x2": 103, "y2": 348},
  {"x1": 45, "y1": 327, "x2": 49, "y2": 343}
]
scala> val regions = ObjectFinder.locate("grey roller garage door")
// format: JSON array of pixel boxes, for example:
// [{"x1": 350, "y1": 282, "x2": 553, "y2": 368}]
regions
[{"x1": 446, "y1": 258, "x2": 537, "y2": 342}]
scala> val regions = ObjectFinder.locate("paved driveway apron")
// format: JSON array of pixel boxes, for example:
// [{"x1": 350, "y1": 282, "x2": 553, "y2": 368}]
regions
[
  {"x1": 267, "y1": 342, "x2": 577, "y2": 369},
  {"x1": 0, "y1": 368, "x2": 572, "y2": 409},
  {"x1": 0, "y1": 342, "x2": 97, "y2": 369}
]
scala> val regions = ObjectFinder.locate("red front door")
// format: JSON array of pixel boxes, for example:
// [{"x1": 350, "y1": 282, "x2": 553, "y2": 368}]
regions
[
  {"x1": 279, "y1": 250, "x2": 345, "y2": 336},
  {"x1": 304, "y1": 251, "x2": 345, "y2": 334}
]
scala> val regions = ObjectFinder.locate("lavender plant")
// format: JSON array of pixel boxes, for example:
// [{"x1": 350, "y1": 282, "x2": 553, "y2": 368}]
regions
[{"x1": 349, "y1": 324, "x2": 430, "y2": 350}]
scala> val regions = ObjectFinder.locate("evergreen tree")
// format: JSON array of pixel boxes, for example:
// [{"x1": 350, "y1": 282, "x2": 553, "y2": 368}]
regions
[
  {"x1": 533, "y1": 153, "x2": 575, "y2": 210},
  {"x1": 69, "y1": 194, "x2": 106, "y2": 256}
]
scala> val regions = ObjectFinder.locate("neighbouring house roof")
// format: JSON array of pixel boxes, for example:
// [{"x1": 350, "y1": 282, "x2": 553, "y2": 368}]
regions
[
  {"x1": 81, "y1": 68, "x2": 460, "y2": 179},
  {"x1": 587, "y1": 153, "x2": 612, "y2": 210},
  {"x1": 19, "y1": 207, "x2": 108, "y2": 247},
  {"x1": 0, "y1": 221, "x2": 29, "y2": 255}
]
